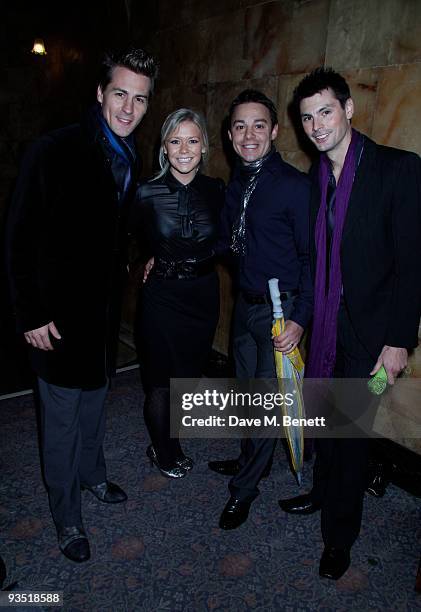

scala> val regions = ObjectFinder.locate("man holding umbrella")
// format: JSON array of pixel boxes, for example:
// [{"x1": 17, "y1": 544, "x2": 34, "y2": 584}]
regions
[
  {"x1": 277, "y1": 67, "x2": 421, "y2": 579},
  {"x1": 209, "y1": 89, "x2": 313, "y2": 529}
]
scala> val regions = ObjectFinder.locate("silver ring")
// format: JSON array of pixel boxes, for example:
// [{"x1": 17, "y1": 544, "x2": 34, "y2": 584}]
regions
[{"x1": 289, "y1": 342, "x2": 293, "y2": 348}]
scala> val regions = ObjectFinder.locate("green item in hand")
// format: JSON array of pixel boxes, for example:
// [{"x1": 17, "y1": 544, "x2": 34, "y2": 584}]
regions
[{"x1": 367, "y1": 365, "x2": 388, "y2": 395}]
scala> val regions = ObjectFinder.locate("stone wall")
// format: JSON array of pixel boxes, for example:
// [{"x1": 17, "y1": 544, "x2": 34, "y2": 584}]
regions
[{"x1": 131, "y1": 0, "x2": 421, "y2": 353}]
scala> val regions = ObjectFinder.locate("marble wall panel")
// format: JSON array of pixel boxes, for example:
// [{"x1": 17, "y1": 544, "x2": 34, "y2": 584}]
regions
[
  {"x1": 326, "y1": 0, "x2": 421, "y2": 70},
  {"x1": 243, "y1": 0, "x2": 329, "y2": 79},
  {"x1": 287, "y1": 0, "x2": 330, "y2": 73},
  {"x1": 276, "y1": 72, "x2": 307, "y2": 152},
  {"x1": 247, "y1": 75, "x2": 279, "y2": 102},
  {"x1": 371, "y1": 63, "x2": 421, "y2": 155},
  {"x1": 207, "y1": 10, "x2": 251, "y2": 83},
  {"x1": 158, "y1": 0, "x2": 244, "y2": 29},
  {"x1": 281, "y1": 150, "x2": 312, "y2": 173},
  {"x1": 390, "y1": 1, "x2": 421, "y2": 65},
  {"x1": 207, "y1": 146, "x2": 231, "y2": 183},
  {"x1": 206, "y1": 81, "x2": 248, "y2": 148},
  {"x1": 342, "y1": 68, "x2": 380, "y2": 138},
  {"x1": 157, "y1": 22, "x2": 212, "y2": 88}
]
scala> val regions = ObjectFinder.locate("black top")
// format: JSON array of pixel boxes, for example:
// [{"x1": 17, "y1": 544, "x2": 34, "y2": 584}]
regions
[
  {"x1": 217, "y1": 151, "x2": 313, "y2": 329},
  {"x1": 135, "y1": 171, "x2": 225, "y2": 262},
  {"x1": 6, "y1": 107, "x2": 138, "y2": 388},
  {"x1": 308, "y1": 135, "x2": 421, "y2": 355}
]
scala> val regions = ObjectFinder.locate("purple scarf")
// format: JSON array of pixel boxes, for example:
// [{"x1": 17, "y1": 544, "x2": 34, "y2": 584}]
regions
[{"x1": 306, "y1": 129, "x2": 361, "y2": 378}]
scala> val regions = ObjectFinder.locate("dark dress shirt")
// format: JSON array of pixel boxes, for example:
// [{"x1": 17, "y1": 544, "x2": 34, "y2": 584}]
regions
[{"x1": 217, "y1": 151, "x2": 313, "y2": 329}]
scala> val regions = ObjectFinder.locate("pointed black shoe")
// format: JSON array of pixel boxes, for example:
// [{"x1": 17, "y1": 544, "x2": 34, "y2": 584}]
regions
[
  {"x1": 58, "y1": 527, "x2": 90, "y2": 563},
  {"x1": 208, "y1": 459, "x2": 271, "y2": 478},
  {"x1": 81, "y1": 481, "x2": 127, "y2": 503},
  {"x1": 209, "y1": 459, "x2": 240, "y2": 476},
  {"x1": 278, "y1": 493, "x2": 320, "y2": 515},
  {"x1": 146, "y1": 445, "x2": 187, "y2": 479},
  {"x1": 219, "y1": 497, "x2": 251, "y2": 530},
  {"x1": 319, "y1": 546, "x2": 351, "y2": 580},
  {"x1": 175, "y1": 454, "x2": 194, "y2": 471}
]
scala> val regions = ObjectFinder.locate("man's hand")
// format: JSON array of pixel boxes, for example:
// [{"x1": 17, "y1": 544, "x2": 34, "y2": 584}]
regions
[
  {"x1": 24, "y1": 321, "x2": 61, "y2": 351},
  {"x1": 143, "y1": 257, "x2": 154, "y2": 283},
  {"x1": 370, "y1": 345, "x2": 408, "y2": 385},
  {"x1": 273, "y1": 320, "x2": 304, "y2": 354}
]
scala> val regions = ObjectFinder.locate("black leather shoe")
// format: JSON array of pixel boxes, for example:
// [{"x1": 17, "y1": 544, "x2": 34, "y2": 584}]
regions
[
  {"x1": 176, "y1": 454, "x2": 194, "y2": 471},
  {"x1": 146, "y1": 445, "x2": 187, "y2": 478},
  {"x1": 58, "y1": 527, "x2": 90, "y2": 563},
  {"x1": 219, "y1": 497, "x2": 251, "y2": 530},
  {"x1": 208, "y1": 459, "x2": 271, "y2": 478},
  {"x1": 278, "y1": 493, "x2": 320, "y2": 515},
  {"x1": 209, "y1": 459, "x2": 240, "y2": 476},
  {"x1": 366, "y1": 461, "x2": 389, "y2": 497},
  {"x1": 81, "y1": 481, "x2": 127, "y2": 503},
  {"x1": 319, "y1": 546, "x2": 350, "y2": 580}
]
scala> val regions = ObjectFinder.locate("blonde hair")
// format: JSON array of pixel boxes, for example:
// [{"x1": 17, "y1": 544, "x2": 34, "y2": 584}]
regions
[{"x1": 156, "y1": 108, "x2": 209, "y2": 179}]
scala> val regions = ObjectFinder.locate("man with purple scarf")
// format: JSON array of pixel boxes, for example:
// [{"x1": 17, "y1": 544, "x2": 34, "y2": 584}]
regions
[
  {"x1": 277, "y1": 67, "x2": 421, "y2": 579},
  {"x1": 7, "y1": 48, "x2": 157, "y2": 562}
]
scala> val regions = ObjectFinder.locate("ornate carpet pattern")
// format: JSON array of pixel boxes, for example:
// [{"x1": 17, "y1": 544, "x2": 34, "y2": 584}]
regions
[{"x1": 0, "y1": 370, "x2": 420, "y2": 611}]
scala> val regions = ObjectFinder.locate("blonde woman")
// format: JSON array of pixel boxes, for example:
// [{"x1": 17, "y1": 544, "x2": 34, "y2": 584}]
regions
[{"x1": 134, "y1": 108, "x2": 224, "y2": 478}]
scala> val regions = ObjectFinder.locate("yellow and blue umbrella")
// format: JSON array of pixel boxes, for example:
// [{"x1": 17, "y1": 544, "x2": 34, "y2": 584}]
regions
[{"x1": 268, "y1": 278, "x2": 305, "y2": 485}]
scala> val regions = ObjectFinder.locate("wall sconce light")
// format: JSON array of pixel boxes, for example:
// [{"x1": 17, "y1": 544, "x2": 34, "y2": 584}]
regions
[{"x1": 31, "y1": 39, "x2": 47, "y2": 55}]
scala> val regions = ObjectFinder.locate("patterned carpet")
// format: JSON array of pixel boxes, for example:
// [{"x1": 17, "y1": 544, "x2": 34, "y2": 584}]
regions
[{"x1": 0, "y1": 370, "x2": 420, "y2": 611}]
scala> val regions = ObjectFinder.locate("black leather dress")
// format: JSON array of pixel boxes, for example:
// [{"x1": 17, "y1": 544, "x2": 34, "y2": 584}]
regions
[{"x1": 134, "y1": 171, "x2": 224, "y2": 390}]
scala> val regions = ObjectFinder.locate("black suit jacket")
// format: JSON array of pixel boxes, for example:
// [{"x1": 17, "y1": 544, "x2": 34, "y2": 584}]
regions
[
  {"x1": 309, "y1": 136, "x2": 421, "y2": 359},
  {"x1": 6, "y1": 109, "x2": 139, "y2": 388}
]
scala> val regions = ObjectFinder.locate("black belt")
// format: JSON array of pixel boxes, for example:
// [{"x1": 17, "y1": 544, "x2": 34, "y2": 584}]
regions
[
  {"x1": 241, "y1": 289, "x2": 298, "y2": 305},
  {"x1": 153, "y1": 257, "x2": 215, "y2": 280}
]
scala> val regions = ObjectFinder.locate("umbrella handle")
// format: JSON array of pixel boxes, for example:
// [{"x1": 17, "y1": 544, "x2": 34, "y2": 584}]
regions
[{"x1": 268, "y1": 278, "x2": 284, "y2": 320}]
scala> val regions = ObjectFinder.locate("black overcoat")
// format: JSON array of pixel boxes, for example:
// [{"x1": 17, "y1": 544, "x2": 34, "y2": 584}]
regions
[
  {"x1": 7, "y1": 111, "x2": 137, "y2": 388},
  {"x1": 309, "y1": 136, "x2": 421, "y2": 360}
]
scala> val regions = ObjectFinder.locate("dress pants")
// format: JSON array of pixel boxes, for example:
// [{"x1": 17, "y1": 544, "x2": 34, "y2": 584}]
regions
[
  {"x1": 37, "y1": 378, "x2": 108, "y2": 531},
  {"x1": 229, "y1": 294, "x2": 294, "y2": 502},
  {"x1": 311, "y1": 302, "x2": 374, "y2": 549}
]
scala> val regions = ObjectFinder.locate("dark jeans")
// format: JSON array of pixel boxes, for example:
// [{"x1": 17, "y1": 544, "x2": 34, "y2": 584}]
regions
[
  {"x1": 311, "y1": 303, "x2": 375, "y2": 549},
  {"x1": 38, "y1": 378, "x2": 108, "y2": 531},
  {"x1": 229, "y1": 295, "x2": 294, "y2": 502}
]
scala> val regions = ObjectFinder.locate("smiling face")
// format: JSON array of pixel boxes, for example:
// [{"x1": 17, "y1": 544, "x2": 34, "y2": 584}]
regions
[
  {"x1": 300, "y1": 88, "x2": 353, "y2": 163},
  {"x1": 97, "y1": 66, "x2": 151, "y2": 138},
  {"x1": 228, "y1": 102, "x2": 278, "y2": 164},
  {"x1": 164, "y1": 120, "x2": 205, "y2": 184}
]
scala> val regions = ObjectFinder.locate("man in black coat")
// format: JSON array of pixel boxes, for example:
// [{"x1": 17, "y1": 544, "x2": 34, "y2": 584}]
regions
[
  {"x1": 209, "y1": 90, "x2": 313, "y2": 529},
  {"x1": 277, "y1": 67, "x2": 421, "y2": 580},
  {"x1": 6, "y1": 48, "x2": 158, "y2": 562}
]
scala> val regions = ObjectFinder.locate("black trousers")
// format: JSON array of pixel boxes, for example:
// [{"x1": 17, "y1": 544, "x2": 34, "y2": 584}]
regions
[
  {"x1": 311, "y1": 303, "x2": 375, "y2": 549},
  {"x1": 229, "y1": 294, "x2": 294, "y2": 502},
  {"x1": 38, "y1": 378, "x2": 108, "y2": 531}
]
